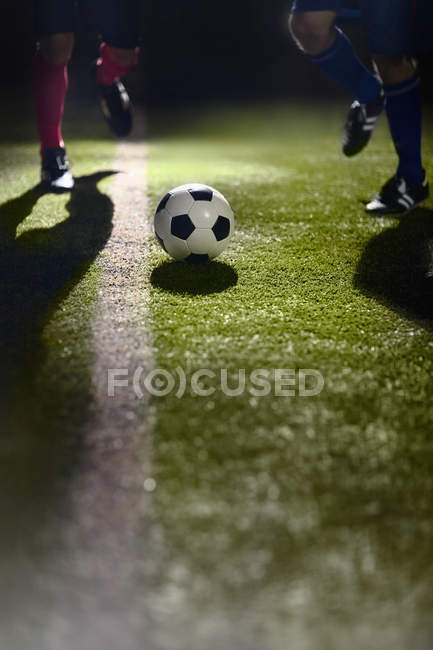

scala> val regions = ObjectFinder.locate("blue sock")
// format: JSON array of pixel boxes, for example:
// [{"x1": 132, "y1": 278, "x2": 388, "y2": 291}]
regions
[
  {"x1": 310, "y1": 27, "x2": 381, "y2": 104},
  {"x1": 384, "y1": 74, "x2": 424, "y2": 185}
]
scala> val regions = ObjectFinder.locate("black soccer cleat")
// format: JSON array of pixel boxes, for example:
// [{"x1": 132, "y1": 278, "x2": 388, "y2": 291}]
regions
[
  {"x1": 342, "y1": 92, "x2": 385, "y2": 157},
  {"x1": 94, "y1": 63, "x2": 133, "y2": 137},
  {"x1": 41, "y1": 147, "x2": 74, "y2": 192},
  {"x1": 366, "y1": 175, "x2": 429, "y2": 214}
]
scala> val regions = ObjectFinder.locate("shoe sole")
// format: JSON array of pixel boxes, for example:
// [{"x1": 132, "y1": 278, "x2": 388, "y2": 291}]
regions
[{"x1": 343, "y1": 141, "x2": 370, "y2": 157}]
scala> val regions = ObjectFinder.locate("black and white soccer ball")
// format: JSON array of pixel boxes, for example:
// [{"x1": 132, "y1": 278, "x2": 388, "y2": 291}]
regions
[{"x1": 153, "y1": 183, "x2": 235, "y2": 262}]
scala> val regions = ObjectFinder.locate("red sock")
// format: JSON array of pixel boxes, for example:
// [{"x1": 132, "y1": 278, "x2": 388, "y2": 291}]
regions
[
  {"x1": 33, "y1": 50, "x2": 68, "y2": 157},
  {"x1": 96, "y1": 42, "x2": 137, "y2": 86}
]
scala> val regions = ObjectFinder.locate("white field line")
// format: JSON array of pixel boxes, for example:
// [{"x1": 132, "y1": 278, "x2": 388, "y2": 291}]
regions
[
  {"x1": 90, "y1": 113, "x2": 153, "y2": 439},
  {"x1": 81, "y1": 109, "x2": 154, "y2": 554},
  {"x1": 44, "y1": 113, "x2": 159, "y2": 650}
]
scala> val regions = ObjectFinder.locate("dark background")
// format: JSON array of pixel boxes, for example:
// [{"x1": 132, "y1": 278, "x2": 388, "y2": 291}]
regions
[{"x1": 0, "y1": 0, "x2": 432, "y2": 108}]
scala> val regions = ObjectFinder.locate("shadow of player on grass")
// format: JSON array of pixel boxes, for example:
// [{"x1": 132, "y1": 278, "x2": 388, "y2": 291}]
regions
[
  {"x1": 354, "y1": 207, "x2": 433, "y2": 327},
  {"x1": 0, "y1": 171, "x2": 116, "y2": 388},
  {"x1": 151, "y1": 259, "x2": 238, "y2": 295},
  {"x1": 0, "y1": 171, "x2": 116, "y2": 504},
  {"x1": 0, "y1": 171, "x2": 119, "y2": 617}
]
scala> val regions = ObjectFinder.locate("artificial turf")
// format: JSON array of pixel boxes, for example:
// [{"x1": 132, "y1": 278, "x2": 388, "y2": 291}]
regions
[
  {"x1": 0, "y1": 114, "x2": 118, "y2": 539},
  {"x1": 146, "y1": 104, "x2": 433, "y2": 647},
  {"x1": 1, "y1": 100, "x2": 433, "y2": 648}
]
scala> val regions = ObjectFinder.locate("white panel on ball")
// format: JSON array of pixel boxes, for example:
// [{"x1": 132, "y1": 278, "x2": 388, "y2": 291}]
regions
[
  {"x1": 210, "y1": 194, "x2": 234, "y2": 226},
  {"x1": 187, "y1": 229, "x2": 219, "y2": 258},
  {"x1": 164, "y1": 237, "x2": 189, "y2": 261},
  {"x1": 154, "y1": 208, "x2": 172, "y2": 240},
  {"x1": 213, "y1": 238, "x2": 232, "y2": 258},
  {"x1": 188, "y1": 201, "x2": 218, "y2": 229},
  {"x1": 165, "y1": 190, "x2": 194, "y2": 216}
]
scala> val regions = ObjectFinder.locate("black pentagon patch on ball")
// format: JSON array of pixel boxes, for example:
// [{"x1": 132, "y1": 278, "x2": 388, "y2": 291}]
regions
[
  {"x1": 186, "y1": 253, "x2": 210, "y2": 264},
  {"x1": 155, "y1": 232, "x2": 167, "y2": 252},
  {"x1": 156, "y1": 192, "x2": 171, "y2": 212},
  {"x1": 171, "y1": 214, "x2": 195, "y2": 240},
  {"x1": 212, "y1": 215, "x2": 231, "y2": 241},
  {"x1": 189, "y1": 189, "x2": 213, "y2": 202}
]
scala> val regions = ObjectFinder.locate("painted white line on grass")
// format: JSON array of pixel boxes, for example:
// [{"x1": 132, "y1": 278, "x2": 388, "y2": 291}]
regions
[
  {"x1": 50, "y1": 112, "x2": 160, "y2": 650},
  {"x1": 91, "y1": 113, "x2": 153, "y2": 439}
]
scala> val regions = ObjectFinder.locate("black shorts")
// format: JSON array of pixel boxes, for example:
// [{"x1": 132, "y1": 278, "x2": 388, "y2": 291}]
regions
[{"x1": 35, "y1": 0, "x2": 140, "y2": 48}]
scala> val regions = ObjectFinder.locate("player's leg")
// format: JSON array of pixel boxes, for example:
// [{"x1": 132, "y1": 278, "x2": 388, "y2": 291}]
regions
[
  {"x1": 289, "y1": 4, "x2": 383, "y2": 156},
  {"x1": 289, "y1": 9, "x2": 337, "y2": 54},
  {"x1": 97, "y1": 44, "x2": 138, "y2": 86},
  {"x1": 92, "y1": 0, "x2": 140, "y2": 137},
  {"x1": 33, "y1": 0, "x2": 76, "y2": 191},
  {"x1": 361, "y1": 0, "x2": 429, "y2": 213},
  {"x1": 365, "y1": 54, "x2": 428, "y2": 213}
]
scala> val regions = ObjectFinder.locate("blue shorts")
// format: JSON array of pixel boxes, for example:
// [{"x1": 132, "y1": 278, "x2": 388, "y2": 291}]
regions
[
  {"x1": 35, "y1": 0, "x2": 140, "y2": 48},
  {"x1": 290, "y1": 0, "x2": 433, "y2": 54}
]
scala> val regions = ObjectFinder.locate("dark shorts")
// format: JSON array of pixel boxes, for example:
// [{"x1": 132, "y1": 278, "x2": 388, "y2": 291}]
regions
[
  {"x1": 35, "y1": 0, "x2": 140, "y2": 48},
  {"x1": 290, "y1": 0, "x2": 433, "y2": 54}
]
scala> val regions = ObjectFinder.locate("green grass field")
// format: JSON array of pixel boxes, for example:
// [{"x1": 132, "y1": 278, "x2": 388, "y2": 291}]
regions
[{"x1": 1, "y1": 101, "x2": 433, "y2": 649}]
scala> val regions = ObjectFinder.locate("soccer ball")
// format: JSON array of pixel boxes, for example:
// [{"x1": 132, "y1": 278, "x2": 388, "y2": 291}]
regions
[{"x1": 153, "y1": 183, "x2": 235, "y2": 262}]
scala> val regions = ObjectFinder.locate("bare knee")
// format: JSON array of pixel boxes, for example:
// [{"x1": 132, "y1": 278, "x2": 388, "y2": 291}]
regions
[
  {"x1": 39, "y1": 33, "x2": 74, "y2": 65},
  {"x1": 373, "y1": 54, "x2": 416, "y2": 85},
  {"x1": 289, "y1": 11, "x2": 337, "y2": 55}
]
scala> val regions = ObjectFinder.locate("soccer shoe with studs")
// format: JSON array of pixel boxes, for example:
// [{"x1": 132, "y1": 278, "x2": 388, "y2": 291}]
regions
[
  {"x1": 41, "y1": 147, "x2": 74, "y2": 192},
  {"x1": 342, "y1": 91, "x2": 385, "y2": 157},
  {"x1": 366, "y1": 175, "x2": 429, "y2": 215},
  {"x1": 93, "y1": 63, "x2": 133, "y2": 137}
]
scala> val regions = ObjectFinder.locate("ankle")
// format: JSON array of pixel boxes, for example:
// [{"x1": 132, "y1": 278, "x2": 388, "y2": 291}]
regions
[{"x1": 96, "y1": 42, "x2": 137, "y2": 86}]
